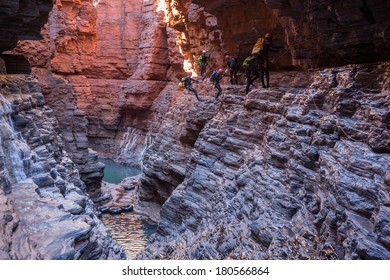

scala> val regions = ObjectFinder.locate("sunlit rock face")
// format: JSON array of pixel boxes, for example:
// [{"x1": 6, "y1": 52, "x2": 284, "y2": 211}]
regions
[
  {"x1": 12, "y1": 0, "x2": 105, "y2": 196},
  {"x1": 13, "y1": 0, "x2": 177, "y2": 168}
]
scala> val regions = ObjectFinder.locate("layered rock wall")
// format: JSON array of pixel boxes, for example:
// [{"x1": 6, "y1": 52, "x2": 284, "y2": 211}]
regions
[
  {"x1": 13, "y1": 0, "x2": 178, "y2": 167},
  {"x1": 11, "y1": 0, "x2": 390, "y2": 169},
  {"x1": 138, "y1": 63, "x2": 390, "y2": 259},
  {"x1": 0, "y1": 75, "x2": 124, "y2": 259},
  {"x1": 13, "y1": 0, "x2": 105, "y2": 196}
]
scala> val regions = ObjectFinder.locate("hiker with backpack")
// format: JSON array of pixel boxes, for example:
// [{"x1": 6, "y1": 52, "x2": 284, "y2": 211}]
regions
[
  {"x1": 181, "y1": 72, "x2": 202, "y2": 101},
  {"x1": 259, "y1": 33, "x2": 280, "y2": 88},
  {"x1": 198, "y1": 50, "x2": 209, "y2": 78},
  {"x1": 244, "y1": 32, "x2": 281, "y2": 93},
  {"x1": 225, "y1": 54, "x2": 240, "y2": 85},
  {"x1": 210, "y1": 68, "x2": 224, "y2": 100},
  {"x1": 245, "y1": 57, "x2": 261, "y2": 94}
]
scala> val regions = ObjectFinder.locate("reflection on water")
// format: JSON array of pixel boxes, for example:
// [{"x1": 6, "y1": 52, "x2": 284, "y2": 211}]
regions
[
  {"x1": 101, "y1": 212, "x2": 157, "y2": 259},
  {"x1": 99, "y1": 158, "x2": 142, "y2": 184}
]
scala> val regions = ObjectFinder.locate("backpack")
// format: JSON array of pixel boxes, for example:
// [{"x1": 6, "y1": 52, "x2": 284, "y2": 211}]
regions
[
  {"x1": 209, "y1": 70, "x2": 218, "y2": 82},
  {"x1": 227, "y1": 57, "x2": 237, "y2": 69},
  {"x1": 242, "y1": 55, "x2": 256, "y2": 69},
  {"x1": 197, "y1": 55, "x2": 203, "y2": 66},
  {"x1": 251, "y1": 38, "x2": 265, "y2": 56},
  {"x1": 179, "y1": 77, "x2": 186, "y2": 87}
]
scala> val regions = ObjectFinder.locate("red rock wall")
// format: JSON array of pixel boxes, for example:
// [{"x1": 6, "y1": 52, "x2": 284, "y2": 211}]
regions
[
  {"x1": 192, "y1": 0, "x2": 390, "y2": 67},
  {"x1": 12, "y1": 0, "x2": 390, "y2": 167},
  {"x1": 13, "y1": 0, "x2": 177, "y2": 167}
]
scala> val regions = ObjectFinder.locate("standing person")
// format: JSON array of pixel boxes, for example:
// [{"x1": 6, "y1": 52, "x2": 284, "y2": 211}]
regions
[
  {"x1": 225, "y1": 54, "x2": 240, "y2": 85},
  {"x1": 210, "y1": 68, "x2": 224, "y2": 100},
  {"x1": 182, "y1": 72, "x2": 202, "y2": 101},
  {"x1": 259, "y1": 32, "x2": 280, "y2": 88},
  {"x1": 198, "y1": 50, "x2": 209, "y2": 78}
]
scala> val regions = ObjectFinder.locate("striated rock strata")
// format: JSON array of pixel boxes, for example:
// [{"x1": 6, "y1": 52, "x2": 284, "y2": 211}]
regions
[
  {"x1": 137, "y1": 62, "x2": 390, "y2": 260},
  {"x1": 12, "y1": 0, "x2": 106, "y2": 198},
  {"x1": 0, "y1": 75, "x2": 125, "y2": 259},
  {"x1": 11, "y1": 0, "x2": 390, "y2": 171},
  {"x1": 13, "y1": 0, "x2": 178, "y2": 168}
]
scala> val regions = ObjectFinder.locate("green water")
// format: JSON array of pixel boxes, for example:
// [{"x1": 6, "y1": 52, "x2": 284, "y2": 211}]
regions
[{"x1": 99, "y1": 158, "x2": 142, "y2": 184}]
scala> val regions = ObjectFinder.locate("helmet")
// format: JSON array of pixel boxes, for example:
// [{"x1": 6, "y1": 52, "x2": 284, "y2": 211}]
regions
[
  {"x1": 202, "y1": 50, "x2": 207, "y2": 53},
  {"x1": 224, "y1": 54, "x2": 230, "y2": 60},
  {"x1": 187, "y1": 71, "x2": 192, "y2": 76},
  {"x1": 265, "y1": 33, "x2": 272, "y2": 39},
  {"x1": 218, "y1": 68, "x2": 224, "y2": 74}
]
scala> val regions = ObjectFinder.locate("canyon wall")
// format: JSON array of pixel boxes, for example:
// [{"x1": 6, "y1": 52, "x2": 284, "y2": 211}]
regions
[
  {"x1": 192, "y1": 0, "x2": 390, "y2": 67},
  {"x1": 13, "y1": 0, "x2": 178, "y2": 168},
  {"x1": 138, "y1": 63, "x2": 390, "y2": 260},
  {"x1": 9, "y1": 0, "x2": 289, "y2": 168},
  {"x1": 11, "y1": 0, "x2": 389, "y2": 168},
  {"x1": 3, "y1": 0, "x2": 389, "y2": 260},
  {"x1": 0, "y1": 0, "x2": 124, "y2": 260},
  {"x1": 0, "y1": 75, "x2": 124, "y2": 259}
]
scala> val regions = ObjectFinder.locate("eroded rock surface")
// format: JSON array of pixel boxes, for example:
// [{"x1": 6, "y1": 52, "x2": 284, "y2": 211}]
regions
[
  {"x1": 138, "y1": 63, "x2": 390, "y2": 260},
  {"x1": 0, "y1": 75, "x2": 125, "y2": 259}
]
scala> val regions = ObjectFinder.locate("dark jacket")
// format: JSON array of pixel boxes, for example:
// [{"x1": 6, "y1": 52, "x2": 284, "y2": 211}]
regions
[
  {"x1": 226, "y1": 57, "x2": 239, "y2": 70},
  {"x1": 200, "y1": 53, "x2": 208, "y2": 65},
  {"x1": 183, "y1": 76, "x2": 196, "y2": 87},
  {"x1": 261, "y1": 39, "x2": 280, "y2": 63},
  {"x1": 210, "y1": 70, "x2": 223, "y2": 83}
]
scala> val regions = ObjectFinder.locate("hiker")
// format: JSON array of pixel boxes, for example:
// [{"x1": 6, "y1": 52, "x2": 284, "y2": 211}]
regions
[
  {"x1": 245, "y1": 57, "x2": 261, "y2": 94},
  {"x1": 181, "y1": 72, "x2": 202, "y2": 101},
  {"x1": 210, "y1": 68, "x2": 224, "y2": 100},
  {"x1": 259, "y1": 32, "x2": 280, "y2": 88},
  {"x1": 244, "y1": 32, "x2": 281, "y2": 93},
  {"x1": 198, "y1": 50, "x2": 209, "y2": 78},
  {"x1": 225, "y1": 54, "x2": 240, "y2": 85}
]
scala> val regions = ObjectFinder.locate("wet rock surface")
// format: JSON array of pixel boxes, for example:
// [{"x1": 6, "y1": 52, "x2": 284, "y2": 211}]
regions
[
  {"x1": 0, "y1": 75, "x2": 125, "y2": 259},
  {"x1": 138, "y1": 63, "x2": 390, "y2": 260}
]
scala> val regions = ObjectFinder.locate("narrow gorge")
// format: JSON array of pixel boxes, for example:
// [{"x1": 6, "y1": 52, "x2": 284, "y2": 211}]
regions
[{"x1": 0, "y1": 0, "x2": 389, "y2": 260}]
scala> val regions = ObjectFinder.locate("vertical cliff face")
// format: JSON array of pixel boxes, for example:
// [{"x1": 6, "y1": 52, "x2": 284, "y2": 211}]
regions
[
  {"x1": 13, "y1": 0, "x2": 178, "y2": 167},
  {"x1": 0, "y1": 76, "x2": 124, "y2": 259},
  {"x1": 13, "y1": 0, "x2": 389, "y2": 168},
  {"x1": 13, "y1": 0, "x2": 105, "y2": 197}
]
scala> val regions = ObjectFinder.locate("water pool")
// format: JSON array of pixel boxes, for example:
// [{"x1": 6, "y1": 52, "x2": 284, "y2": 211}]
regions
[
  {"x1": 101, "y1": 212, "x2": 157, "y2": 259},
  {"x1": 99, "y1": 158, "x2": 142, "y2": 184},
  {"x1": 98, "y1": 158, "x2": 156, "y2": 259}
]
